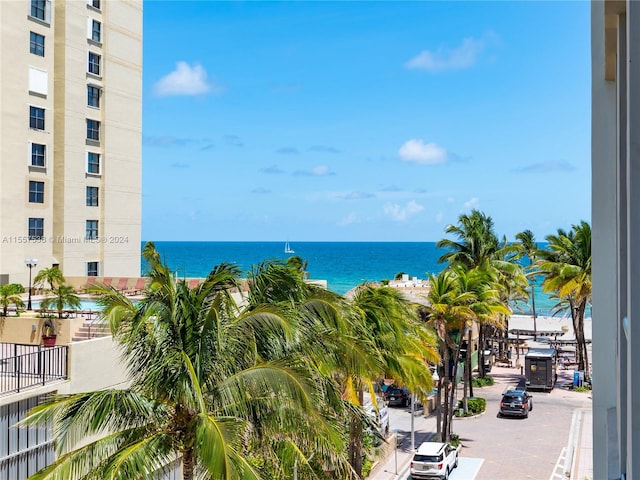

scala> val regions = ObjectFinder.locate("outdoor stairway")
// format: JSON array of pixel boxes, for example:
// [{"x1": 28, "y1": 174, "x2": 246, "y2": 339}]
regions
[{"x1": 72, "y1": 320, "x2": 111, "y2": 342}]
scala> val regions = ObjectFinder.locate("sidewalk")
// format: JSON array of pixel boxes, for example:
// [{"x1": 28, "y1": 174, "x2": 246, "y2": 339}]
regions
[
  {"x1": 368, "y1": 416, "x2": 437, "y2": 480},
  {"x1": 571, "y1": 408, "x2": 593, "y2": 480}
]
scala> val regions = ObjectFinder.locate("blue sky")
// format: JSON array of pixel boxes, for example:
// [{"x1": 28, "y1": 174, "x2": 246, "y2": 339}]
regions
[{"x1": 141, "y1": 1, "x2": 591, "y2": 242}]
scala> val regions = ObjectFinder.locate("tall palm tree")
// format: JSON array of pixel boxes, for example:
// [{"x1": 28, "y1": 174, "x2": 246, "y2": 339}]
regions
[
  {"x1": 0, "y1": 283, "x2": 25, "y2": 316},
  {"x1": 438, "y1": 210, "x2": 501, "y2": 268},
  {"x1": 39, "y1": 285, "x2": 81, "y2": 319},
  {"x1": 437, "y1": 210, "x2": 522, "y2": 378},
  {"x1": 244, "y1": 259, "x2": 364, "y2": 479},
  {"x1": 421, "y1": 269, "x2": 475, "y2": 442},
  {"x1": 537, "y1": 221, "x2": 592, "y2": 375},
  {"x1": 33, "y1": 267, "x2": 66, "y2": 292},
  {"x1": 515, "y1": 229, "x2": 539, "y2": 338},
  {"x1": 22, "y1": 245, "x2": 355, "y2": 480},
  {"x1": 455, "y1": 266, "x2": 510, "y2": 409},
  {"x1": 349, "y1": 284, "x2": 439, "y2": 473}
]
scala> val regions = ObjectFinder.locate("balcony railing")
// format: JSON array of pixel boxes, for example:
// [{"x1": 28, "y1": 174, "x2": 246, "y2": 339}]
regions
[{"x1": 0, "y1": 343, "x2": 68, "y2": 396}]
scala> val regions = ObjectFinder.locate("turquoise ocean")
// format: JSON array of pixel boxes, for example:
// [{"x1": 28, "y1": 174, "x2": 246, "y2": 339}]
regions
[{"x1": 145, "y1": 241, "x2": 561, "y2": 317}]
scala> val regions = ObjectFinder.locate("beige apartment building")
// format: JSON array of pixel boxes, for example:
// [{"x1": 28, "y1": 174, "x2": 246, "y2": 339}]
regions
[{"x1": 0, "y1": 0, "x2": 142, "y2": 287}]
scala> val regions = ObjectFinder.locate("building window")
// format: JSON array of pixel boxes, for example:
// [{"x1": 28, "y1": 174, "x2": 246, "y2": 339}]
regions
[
  {"x1": 28, "y1": 217, "x2": 44, "y2": 240},
  {"x1": 86, "y1": 220, "x2": 99, "y2": 240},
  {"x1": 89, "y1": 0, "x2": 101, "y2": 9},
  {"x1": 86, "y1": 119, "x2": 100, "y2": 141},
  {"x1": 88, "y1": 52, "x2": 101, "y2": 75},
  {"x1": 30, "y1": 32, "x2": 45, "y2": 56},
  {"x1": 30, "y1": 0, "x2": 47, "y2": 21},
  {"x1": 87, "y1": 85, "x2": 100, "y2": 108},
  {"x1": 29, "y1": 181, "x2": 44, "y2": 203},
  {"x1": 29, "y1": 106, "x2": 45, "y2": 130},
  {"x1": 87, "y1": 261, "x2": 99, "y2": 276},
  {"x1": 91, "y1": 20, "x2": 101, "y2": 42},
  {"x1": 31, "y1": 143, "x2": 46, "y2": 167},
  {"x1": 86, "y1": 186, "x2": 99, "y2": 206},
  {"x1": 87, "y1": 152, "x2": 101, "y2": 174}
]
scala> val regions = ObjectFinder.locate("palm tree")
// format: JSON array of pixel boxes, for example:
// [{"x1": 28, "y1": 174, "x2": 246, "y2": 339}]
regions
[
  {"x1": 349, "y1": 284, "x2": 439, "y2": 471},
  {"x1": 456, "y1": 266, "x2": 510, "y2": 411},
  {"x1": 33, "y1": 267, "x2": 66, "y2": 292},
  {"x1": 537, "y1": 221, "x2": 592, "y2": 376},
  {"x1": 437, "y1": 210, "x2": 502, "y2": 268},
  {"x1": 0, "y1": 283, "x2": 25, "y2": 316},
  {"x1": 39, "y1": 285, "x2": 81, "y2": 319},
  {"x1": 421, "y1": 269, "x2": 475, "y2": 442},
  {"x1": 515, "y1": 229, "x2": 539, "y2": 338},
  {"x1": 22, "y1": 245, "x2": 354, "y2": 480},
  {"x1": 437, "y1": 210, "x2": 522, "y2": 378}
]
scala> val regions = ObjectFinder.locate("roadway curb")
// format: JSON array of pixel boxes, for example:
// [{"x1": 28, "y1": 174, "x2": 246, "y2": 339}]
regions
[
  {"x1": 453, "y1": 410, "x2": 486, "y2": 420},
  {"x1": 563, "y1": 408, "x2": 583, "y2": 477}
]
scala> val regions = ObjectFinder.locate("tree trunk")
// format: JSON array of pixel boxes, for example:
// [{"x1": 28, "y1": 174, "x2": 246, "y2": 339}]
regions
[
  {"x1": 531, "y1": 282, "x2": 537, "y2": 340},
  {"x1": 463, "y1": 351, "x2": 468, "y2": 415},
  {"x1": 577, "y1": 300, "x2": 589, "y2": 377},
  {"x1": 441, "y1": 345, "x2": 451, "y2": 441},
  {"x1": 182, "y1": 449, "x2": 194, "y2": 480},
  {"x1": 436, "y1": 376, "x2": 442, "y2": 442},
  {"x1": 348, "y1": 387, "x2": 364, "y2": 478},
  {"x1": 445, "y1": 339, "x2": 464, "y2": 441},
  {"x1": 569, "y1": 299, "x2": 582, "y2": 368},
  {"x1": 478, "y1": 324, "x2": 485, "y2": 378},
  {"x1": 468, "y1": 329, "x2": 474, "y2": 398}
]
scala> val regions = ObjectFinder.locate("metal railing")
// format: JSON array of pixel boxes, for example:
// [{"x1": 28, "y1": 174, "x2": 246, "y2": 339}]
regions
[{"x1": 0, "y1": 343, "x2": 68, "y2": 396}]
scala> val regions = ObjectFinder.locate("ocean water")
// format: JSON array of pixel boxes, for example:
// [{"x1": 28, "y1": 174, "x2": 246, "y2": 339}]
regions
[{"x1": 145, "y1": 241, "x2": 565, "y2": 317}]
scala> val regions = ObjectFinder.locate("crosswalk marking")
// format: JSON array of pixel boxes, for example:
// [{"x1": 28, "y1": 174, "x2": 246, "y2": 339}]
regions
[{"x1": 549, "y1": 447, "x2": 567, "y2": 480}]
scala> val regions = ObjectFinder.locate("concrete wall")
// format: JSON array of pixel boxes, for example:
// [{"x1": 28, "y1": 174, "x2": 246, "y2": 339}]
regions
[
  {"x1": 0, "y1": 313, "x2": 86, "y2": 346},
  {"x1": 60, "y1": 336, "x2": 129, "y2": 393}
]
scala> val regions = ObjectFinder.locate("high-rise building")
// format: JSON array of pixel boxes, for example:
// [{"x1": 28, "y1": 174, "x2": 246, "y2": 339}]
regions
[{"x1": 0, "y1": 0, "x2": 142, "y2": 287}]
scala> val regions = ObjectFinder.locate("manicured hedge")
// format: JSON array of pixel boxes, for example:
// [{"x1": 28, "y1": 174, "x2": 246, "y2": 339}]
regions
[
  {"x1": 456, "y1": 397, "x2": 486, "y2": 416},
  {"x1": 472, "y1": 375, "x2": 495, "y2": 387}
]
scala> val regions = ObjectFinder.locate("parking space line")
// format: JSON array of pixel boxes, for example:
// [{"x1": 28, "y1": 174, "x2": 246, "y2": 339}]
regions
[{"x1": 549, "y1": 447, "x2": 567, "y2": 480}]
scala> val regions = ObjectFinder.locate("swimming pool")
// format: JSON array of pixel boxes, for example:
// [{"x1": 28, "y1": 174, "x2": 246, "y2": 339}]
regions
[{"x1": 32, "y1": 299, "x2": 103, "y2": 311}]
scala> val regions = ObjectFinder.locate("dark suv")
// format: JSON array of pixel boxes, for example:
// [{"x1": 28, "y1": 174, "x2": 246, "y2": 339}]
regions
[
  {"x1": 499, "y1": 389, "x2": 533, "y2": 418},
  {"x1": 384, "y1": 387, "x2": 410, "y2": 407}
]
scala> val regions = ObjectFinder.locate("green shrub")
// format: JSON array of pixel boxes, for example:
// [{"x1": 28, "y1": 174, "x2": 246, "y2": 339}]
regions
[
  {"x1": 573, "y1": 385, "x2": 591, "y2": 393},
  {"x1": 472, "y1": 376, "x2": 495, "y2": 387},
  {"x1": 455, "y1": 397, "x2": 486, "y2": 416},
  {"x1": 449, "y1": 434, "x2": 461, "y2": 448}
]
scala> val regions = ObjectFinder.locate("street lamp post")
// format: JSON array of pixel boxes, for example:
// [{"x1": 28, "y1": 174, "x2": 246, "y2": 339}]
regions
[{"x1": 24, "y1": 258, "x2": 38, "y2": 310}]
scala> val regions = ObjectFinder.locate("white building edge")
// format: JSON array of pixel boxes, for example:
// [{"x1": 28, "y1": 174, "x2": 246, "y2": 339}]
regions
[{"x1": 592, "y1": 1, "x2": 639, "y2": 478}]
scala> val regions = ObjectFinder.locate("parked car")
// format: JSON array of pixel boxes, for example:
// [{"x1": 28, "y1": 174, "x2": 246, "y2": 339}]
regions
[
  {"x1": 384, "y1": 386, "x2": 410, "y2": 407},
  {"x1": 499, "y1": 389, "x2": 533, "y2": 418},
  {"x1": 364, "y1": 402, "x2": 390, "y2": 439},
  {"x1": 410, "y1": 441, "x2": 458, "y2": 479}
]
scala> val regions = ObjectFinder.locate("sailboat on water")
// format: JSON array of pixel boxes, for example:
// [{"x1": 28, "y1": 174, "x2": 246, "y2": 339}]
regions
[{"x1": 284, "y1": 241, "x2": 295, "y2": 254}]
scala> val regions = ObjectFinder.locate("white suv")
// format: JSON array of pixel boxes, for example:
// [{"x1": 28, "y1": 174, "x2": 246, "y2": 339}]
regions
[{"x1": 410, "y1": 441, "x2": 458, "y2": 479}]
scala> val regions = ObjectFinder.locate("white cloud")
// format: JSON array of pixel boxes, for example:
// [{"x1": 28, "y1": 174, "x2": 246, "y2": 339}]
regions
[
  {"x1": 312, "y1": 165, "x2": 330, "y2": 176},
  {"x1": 384, "y1": 200, "x2": 424, "y2": 221},
  {"x1": 338, "y1": 212, "x2": 360, "y2": 226},
  {"x1": 294, "y1": 165, "x2": 335, "y2": 176},
  {"x1": 154, "y1": 62, "x2": 215, "y2": 96},
  {"x1": 463, "y1": 197, "x2": 480, "y2": 209},
  {"x1": 436, "y1": 212, "x2": 444, "y2": 223},
  {"x1": 398, "y1": 139, "x2": 447, "y2": 165},
  {"x1": 405, "y1": 37, "x2": 485, "y2": 72}
]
